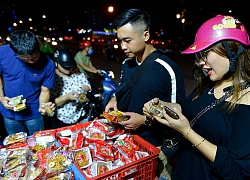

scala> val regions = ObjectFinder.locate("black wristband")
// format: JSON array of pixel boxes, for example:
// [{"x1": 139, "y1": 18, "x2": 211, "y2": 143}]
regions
[{"x1": 145, "y1": 118, "x2": 153, "y2": 127}]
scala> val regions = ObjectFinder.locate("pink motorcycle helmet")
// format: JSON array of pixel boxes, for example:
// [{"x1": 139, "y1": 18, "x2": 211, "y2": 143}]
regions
[{"x1": 182, "y1": 14, "x2": 250, "y2": 54}]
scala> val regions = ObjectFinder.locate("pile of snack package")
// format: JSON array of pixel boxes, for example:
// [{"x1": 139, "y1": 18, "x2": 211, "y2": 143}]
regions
[{"x1": 0, "y1": 111, "x2": 150, "y2": 180}]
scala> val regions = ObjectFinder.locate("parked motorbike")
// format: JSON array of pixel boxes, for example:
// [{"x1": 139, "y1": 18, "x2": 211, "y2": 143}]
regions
[
  {"x1": 78, "y1": 88, "x2": 105, "y2": 122},
  {"x1": 100, "y1": 69, "x2": 118, "y2": 106},
  {"x1": 79, "y1": 69, "x2": 118, "y2": 122}
]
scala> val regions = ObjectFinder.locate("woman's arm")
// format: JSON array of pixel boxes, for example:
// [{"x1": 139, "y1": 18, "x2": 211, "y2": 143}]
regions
[
  {"x1": 54, "y1": 92, "x2": 77, "y2": 107},
  {"x1": 143, "y1": 98, "x2": 217, "y2": 162}
]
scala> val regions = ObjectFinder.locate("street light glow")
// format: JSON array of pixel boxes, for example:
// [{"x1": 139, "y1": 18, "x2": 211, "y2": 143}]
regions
[{"x1": 108, "y1": 6, "x2": 113, "y2": 13}]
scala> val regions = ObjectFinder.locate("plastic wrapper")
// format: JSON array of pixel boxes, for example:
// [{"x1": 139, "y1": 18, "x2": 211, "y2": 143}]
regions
[
  {"x1": 106, "y1": 127, "x2": 125, "y2": 140},
  {"x1": 89, "y1": 120, "x2": 110, "y2": 134},
  {"x1": 3, "y1": 132, "x2": 27, "y2": 148},
  {"x1": 27, "y1": 167, "x2": 46, "y2": 180},
  {"x1": 57, "y1": 129, "x2": 73, "y2": 147},
  {"x1": 102, "y1": 111, "x2": 129, "y2": 123},
  {"x1": 4, "y1": 155, "x2": 26, "y2": 172},
  {"x1": 72, "y1": 131, "x2": 85, "y2": 150},
  {"x1": 18, "y1": 163, "x2": 37, "y2": 180},
  {"x1": 72, "y1": 147, "x2": 92, "y2": 169},
  {"x1": 88, "y1": 119, "x2": 125, "y2": 139},
  {"x1": 6, "y1": 147, "x2": 29, "y2": 159},
  {"x1": 94, "y1": 141, "x2": 114, "y2": 161},
  {"x1": 41, "y1": 103, "x2": 54, "y2": 117},
  {"x1": 114, "y1": 135, "x2": 139, "y2": 163},
  {"x1": 37, "y1": 148, "x2": 53, "y2": 166},
  {"x1": 13, "y1": 99, "x2": 26, "y2": 112},
  {"x1": 46, "y1": 171, "x2": 75, "y2": 180},
  {"x1": 46, "y1": 148, "x2": 72, "y2": 173},
  {"x1": 27, "y1": 136, "x2": 55, "y2": 154},
  {"x1": 57, "y1": 129, "x2": 86, "y2": 149},
  {"x1": 3, "y1": 164, "x2": 25, "y2": 180},
  {"x1": 8, "y1": 95, "x2": 27, "y2": 112},
  {"x1": 135, "y1": 151, "x2": 149, "y2": 160},
  {"x1": 86, "y1": 127, "x2": 105, "y2": 141},
  {"x1": 149, "y1": 99, "x2": 164, "y2": 118},
  {"x1": 17, "y1": 162, "x2": 41, "y2": 180},
  {"x1": 0, "y1": 148, "x2": 8, "y2": 175},
  {"x1": 76, "y1": 90, "x2": 88, "y2": 103},
  {"x1": 94, "y1": 160, "x2": 112, "y2": 176},
  {"x1": 33, "y1": 129, "x2": 57, "y2": 139},
  {"x1": 8, "y1": 95, "x2": 23, "y2": 106}
]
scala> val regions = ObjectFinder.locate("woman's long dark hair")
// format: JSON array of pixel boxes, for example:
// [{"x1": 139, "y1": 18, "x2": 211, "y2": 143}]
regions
[{"x1": 193, "y1": 40, "x2": 250, "y2": 112}]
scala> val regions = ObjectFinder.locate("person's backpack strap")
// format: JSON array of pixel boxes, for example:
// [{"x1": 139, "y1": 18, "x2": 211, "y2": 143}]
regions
[
  {"x1": 129, "y1": 49, "x2": 164, "y2": 86},
  {"x1": 115, "y1": 49, "x2": 165, "y2": 111}
]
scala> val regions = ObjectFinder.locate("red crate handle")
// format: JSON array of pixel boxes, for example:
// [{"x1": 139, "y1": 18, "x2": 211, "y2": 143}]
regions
[{"x1": 120, "y1": 164, "x2": 138, "y2": 179}]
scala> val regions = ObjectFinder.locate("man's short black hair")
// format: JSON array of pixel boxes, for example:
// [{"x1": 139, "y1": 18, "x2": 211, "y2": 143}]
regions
[
  {"x1": 10, "y1": 30, "x2": 40, "y2": 55},
  {"x1": 113, "y1": 8, "x2": 150, "y2": 31}
]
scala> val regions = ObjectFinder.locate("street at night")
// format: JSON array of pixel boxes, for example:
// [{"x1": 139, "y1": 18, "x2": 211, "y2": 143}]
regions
[
  {"x1": 57, "y1": 40, "x2": 196, "y2": 96},
  {"x1": 1, "y1": 1, "x2": 250, "y2": 179},
  {"x1": 57, "y1": 41, "x2": 194, "y2": 95}
]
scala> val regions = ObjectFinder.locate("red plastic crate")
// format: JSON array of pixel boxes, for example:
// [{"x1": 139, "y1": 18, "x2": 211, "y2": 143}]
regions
[
  {"x1": 74, "y1": 134, "x2": 160, "y2": 180},
  {"x1": 55, "y1": 123, "x2": 90, "y2": 133}
]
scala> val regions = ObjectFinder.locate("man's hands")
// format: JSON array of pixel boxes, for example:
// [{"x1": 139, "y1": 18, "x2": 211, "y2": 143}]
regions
[
  {"x1": 105, "y1": 97, "x2": 118, "y2": 112},
  {"x1": 0, "y1": 96, "x2": 56, "y2": 116},
  {"x1": 0, "y1": 96, "x2": 16, "y2": 110},
  {"x1": 105, "y1": 96, "x2": 146, "y2": 131},
  {"x1": 120, "y1": 112, "x2": 146, "y2": 131}
]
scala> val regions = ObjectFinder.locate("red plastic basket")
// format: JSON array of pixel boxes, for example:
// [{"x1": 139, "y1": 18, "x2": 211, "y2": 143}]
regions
[{"x1": 74, "y1": 134, "x2": 160, "y2": 180}]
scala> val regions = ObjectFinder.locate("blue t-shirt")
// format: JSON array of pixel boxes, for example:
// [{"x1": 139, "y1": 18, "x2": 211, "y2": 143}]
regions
[
  {"x1": 0, "y1": 45, "x2": 55, "y2": 120},
  {"x1": 118, "y1": 52, "x2": 186, "y2": 146}
]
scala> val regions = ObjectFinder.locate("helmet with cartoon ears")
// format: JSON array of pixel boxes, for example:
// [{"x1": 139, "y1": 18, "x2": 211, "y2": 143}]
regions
[{"x1": 182, "y1": 14, "x2": 250, "y2": 54}]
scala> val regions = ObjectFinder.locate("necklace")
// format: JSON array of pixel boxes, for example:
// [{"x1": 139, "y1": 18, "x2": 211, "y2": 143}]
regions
[
  {"x1": 208, "y1": 81, "x2": 249, "y2": 95},
  {"x1": 208, "y1": 86, "x2": 232, "y2": 95}
]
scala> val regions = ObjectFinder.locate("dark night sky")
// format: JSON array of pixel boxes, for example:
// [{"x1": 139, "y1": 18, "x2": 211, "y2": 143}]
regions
[{"x1": 0, "y1": 0, "x2": 249, "y2": 45}]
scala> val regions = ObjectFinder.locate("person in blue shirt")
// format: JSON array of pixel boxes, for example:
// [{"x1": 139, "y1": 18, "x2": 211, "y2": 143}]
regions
[{"x1": 0, "y1": 30, "x2": 56, "y2": 136}]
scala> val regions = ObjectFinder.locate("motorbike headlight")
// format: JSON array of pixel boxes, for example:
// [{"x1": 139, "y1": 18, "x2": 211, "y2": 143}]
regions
[
  {"x1": 108, "y1": 71, "x2": 115, "y2": 79},
  {"x1": 94, "y1": 91, "x2": 105, "y2": 102},
  {"x1": 113, "y1": 44, "x2": 119, "y2": 49}
]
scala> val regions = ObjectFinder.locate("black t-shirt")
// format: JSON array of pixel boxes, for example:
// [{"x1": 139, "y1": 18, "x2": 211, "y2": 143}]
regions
[
  {"x1": 119, "y1": 54, "x2": 186, "y2": 146},
  {"x1": 172, "y1": 88, "x2": 250, "y2": 179}
]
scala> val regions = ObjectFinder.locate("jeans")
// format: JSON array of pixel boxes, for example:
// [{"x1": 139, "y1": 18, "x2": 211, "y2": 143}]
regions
[{"x1": 3, "y1": 115, "x2": 44, "y2": 136}]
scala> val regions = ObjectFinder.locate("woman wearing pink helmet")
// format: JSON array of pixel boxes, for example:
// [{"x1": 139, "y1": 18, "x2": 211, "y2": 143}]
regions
[{"x1": 143, "y1": 15, "x2": 250, "y2": 179}]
